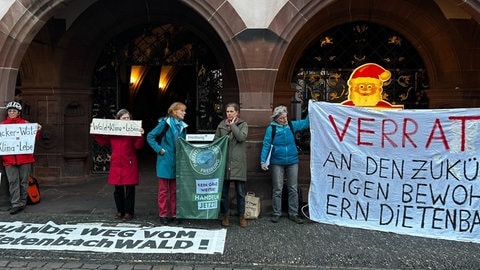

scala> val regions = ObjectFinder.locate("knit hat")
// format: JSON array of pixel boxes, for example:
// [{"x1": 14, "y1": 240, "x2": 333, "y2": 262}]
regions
[{"x1": 271, "y1": 105, "x2": 287, "y2": 120}]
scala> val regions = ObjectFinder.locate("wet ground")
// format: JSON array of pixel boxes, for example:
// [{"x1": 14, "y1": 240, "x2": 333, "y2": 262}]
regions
[{"x1": 0, "y1": 157, "x2": 480, "y2": 269}]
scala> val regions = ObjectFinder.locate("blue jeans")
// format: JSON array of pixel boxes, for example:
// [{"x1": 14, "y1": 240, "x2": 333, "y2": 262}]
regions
[
  {"x1": 271, "y1": 163, "x2": 299, "y2": 217},
  {"x1": 220, "y1": 180, "x2": 246, "y2": 215}
]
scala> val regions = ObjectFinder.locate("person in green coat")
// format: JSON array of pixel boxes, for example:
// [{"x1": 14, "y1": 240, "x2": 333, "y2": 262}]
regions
[{"x1": 214, "y1": 102, "x2": 248, "y2": 227}]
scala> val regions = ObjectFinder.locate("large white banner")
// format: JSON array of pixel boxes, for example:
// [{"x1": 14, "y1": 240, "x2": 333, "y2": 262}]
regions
[
  {"x1": 90, "y1": 118, "x2": 142, "y2": 136},
  {"x1": 0, "y1": 221, "x2": 226, "y2": 254},
  {"x1": 309, "y1": 101, "x2": 480, "y2": 243},
  {"x1": 0, "y1": 123, "x2": 38, "y2": 155}
]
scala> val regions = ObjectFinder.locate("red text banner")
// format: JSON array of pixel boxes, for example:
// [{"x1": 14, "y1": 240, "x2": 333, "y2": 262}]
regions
[{"x1": 309, "y1": 101, "x2": 480, "y2": 243}]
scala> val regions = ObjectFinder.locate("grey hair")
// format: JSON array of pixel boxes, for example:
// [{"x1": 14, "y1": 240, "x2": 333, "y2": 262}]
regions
[
  {"x1": 225, "y1": 102, "x2": 240, "y2": 113},
  {"x1": 271, "y1": 105, "x2": 287, "y2": 120}
]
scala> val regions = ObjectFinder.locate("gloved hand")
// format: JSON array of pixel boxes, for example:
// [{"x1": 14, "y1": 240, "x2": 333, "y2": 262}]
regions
[{"x1": 261, "y1": 162, "x2": 269, "y2": 171}]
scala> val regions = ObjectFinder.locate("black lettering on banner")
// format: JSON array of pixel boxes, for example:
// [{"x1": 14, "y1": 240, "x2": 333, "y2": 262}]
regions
[
  {"x1": 379, "y1": 204, "x2": 414, "y2": 228},
  {"x1": 323, "y1": 152, "x2": 352, "y2": 171},
  {"x1": 320, "y1": 150, "x2": 480, "y2": 234},
  {"x1": 175, "y1": 241, "x2": 194, "y2": 249},
  {"x1": 365, "y1": 156, "x2": 404, "y2": 179},
  {"x1": 115, "y1": 239, "x2": 143, "y2": 248},
  {"x1": 0, "y1": 222, "x2": 225, "y2": 254},
  {"x1": 140, "y1": 240, "x2": 158, "y2": 249},
  {"x1": 327, "y1": 174, "x2": 389, "y2": 200},
  {"x1": 326, "y1": 194, "x2": 369, "y2": 221}
]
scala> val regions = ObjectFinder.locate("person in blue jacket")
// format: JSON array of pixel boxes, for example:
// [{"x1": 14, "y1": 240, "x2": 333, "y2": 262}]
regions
[
  {"x1": 260, "y1": 105, "x2": 309, "y2": 224},
  {"x1": 147, "y1": 102, "x2": 188, "y2": 225}
]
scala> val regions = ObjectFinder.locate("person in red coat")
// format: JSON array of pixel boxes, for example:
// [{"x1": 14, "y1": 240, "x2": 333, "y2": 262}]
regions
[
  {"x1": 1, "y1": 101, "x2": 41, "y2": 214},
  {"x1": 93, "y1": 109, "x2": 144, "y2": 221}
]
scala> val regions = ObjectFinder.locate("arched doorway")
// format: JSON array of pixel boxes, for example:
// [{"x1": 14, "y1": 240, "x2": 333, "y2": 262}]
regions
[
  {"x1": 11, "y1": 0, "x2": 238, "y2": 183},
  {"x1": 90, "y1": 23, "x2": 228, "y2": 173},
  {"x1": 294, "y1": 21, "x2": 429, "y2": 106},
  {"x1": 289, "y1": 21, "x2": 430, "y2": 153}
]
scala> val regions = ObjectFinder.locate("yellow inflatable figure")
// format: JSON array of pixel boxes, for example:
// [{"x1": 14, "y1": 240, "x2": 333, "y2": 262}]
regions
[{"x1": 342, "y1": 63, "x2": 403, "y2": 109}]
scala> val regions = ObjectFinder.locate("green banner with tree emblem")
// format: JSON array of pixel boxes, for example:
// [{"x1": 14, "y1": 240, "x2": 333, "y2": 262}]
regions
[{"x1": 176, "y1": 135, "x2": 228, "y2": 219}]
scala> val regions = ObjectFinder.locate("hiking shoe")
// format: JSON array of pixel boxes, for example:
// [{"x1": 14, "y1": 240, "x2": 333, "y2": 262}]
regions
[
  {"x1": 221, "y1": 215, "x2": 230, "y2": 227},
  {"x1": 239, "y1": 215, "x2": 247, "y2": 228},
  {"x1": 289, "y1": 215, "x2": 304, "y2": 224},
  {"x1": 9, "y1": 206, "x2": 24, "y2": 215},
  {"x1": 271, "y1": 215, "x2": 280, "y2": 223},
  {"x1": 122, "y1": 214, "x2": 134, "y2": 221}
]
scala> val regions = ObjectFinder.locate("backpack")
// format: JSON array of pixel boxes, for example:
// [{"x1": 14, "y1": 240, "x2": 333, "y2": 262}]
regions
[
  {"x1": 271, "y1": 121, "x2": 295, "y2": 144},
  {"x1": 27, "y1": 176, "x2": 40, "y2": 205},
  {"x1": 155, "y1": 119, "x2": 170, "y2": 145}
]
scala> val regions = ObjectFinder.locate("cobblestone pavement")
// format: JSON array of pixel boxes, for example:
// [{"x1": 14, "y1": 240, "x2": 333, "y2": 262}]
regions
[{"x1": 0, "y1": 158, "x2": 480, "y2": 270}]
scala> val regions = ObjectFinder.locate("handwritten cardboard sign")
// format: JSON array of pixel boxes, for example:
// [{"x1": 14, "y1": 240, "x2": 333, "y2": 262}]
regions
[
  {"x1": 90, "y1": 118, "x2": 142, "y2": 136},
  {"x1": 0, "y1": 123, "x2": 38, "y2": 155}
]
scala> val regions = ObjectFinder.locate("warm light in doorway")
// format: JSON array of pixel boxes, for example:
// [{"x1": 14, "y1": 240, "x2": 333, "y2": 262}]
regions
[
  {"x1": 130, "y1": 65, "x2": 144, "y2": 88},
  {"x1": 158, "y1": 65, "x2": 177, "y2": 94}
]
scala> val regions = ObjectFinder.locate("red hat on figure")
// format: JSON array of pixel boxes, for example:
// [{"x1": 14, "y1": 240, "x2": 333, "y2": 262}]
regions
[{"x1": 348, "y1": 63, "x2": 391, "y2": 86}]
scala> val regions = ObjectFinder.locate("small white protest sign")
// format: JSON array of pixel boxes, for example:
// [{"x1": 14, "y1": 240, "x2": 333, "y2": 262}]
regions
[{"x1": 90, "y1": 118, "x2": 142, "y2": 136}]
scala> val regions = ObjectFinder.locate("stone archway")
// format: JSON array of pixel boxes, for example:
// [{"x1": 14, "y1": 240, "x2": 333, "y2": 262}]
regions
[
  {"x1": 0, "y1": 0, "x2": 73, "y2": 103},
  {"x1": 1, "y1": 0, "x2": 238, "y2": 185},
  {"x1": 275, "y1": 0, "x2": 469, "y2": 109}
]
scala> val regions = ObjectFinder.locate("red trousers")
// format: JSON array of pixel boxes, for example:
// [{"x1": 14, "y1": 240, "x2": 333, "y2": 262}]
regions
[{"x1": 158, "y1": 178, "x2": 176, "y2": 218}]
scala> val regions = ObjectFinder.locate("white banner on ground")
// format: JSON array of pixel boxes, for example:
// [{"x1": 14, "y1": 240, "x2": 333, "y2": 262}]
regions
[
  {"x1": 0, "y1": 221, "x2": 226, "y2": 254},
  {"x1": 309, "y1": 100, "x2": 480, "y2": 243},
  {"x1": 0, "y1": 123, "x2": 38, "y2": 155},
  {"x1": 90, "y1": 118, "x2": 142, "y2": 136}
]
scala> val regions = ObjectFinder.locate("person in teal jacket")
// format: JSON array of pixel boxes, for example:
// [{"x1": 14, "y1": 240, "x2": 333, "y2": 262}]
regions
[
  {"x1": 147, "y1": 102, "x2": 188, "y2": 225},
  {"x1": 260, "y1": 105, "x2": 309, "y2": 224}
]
